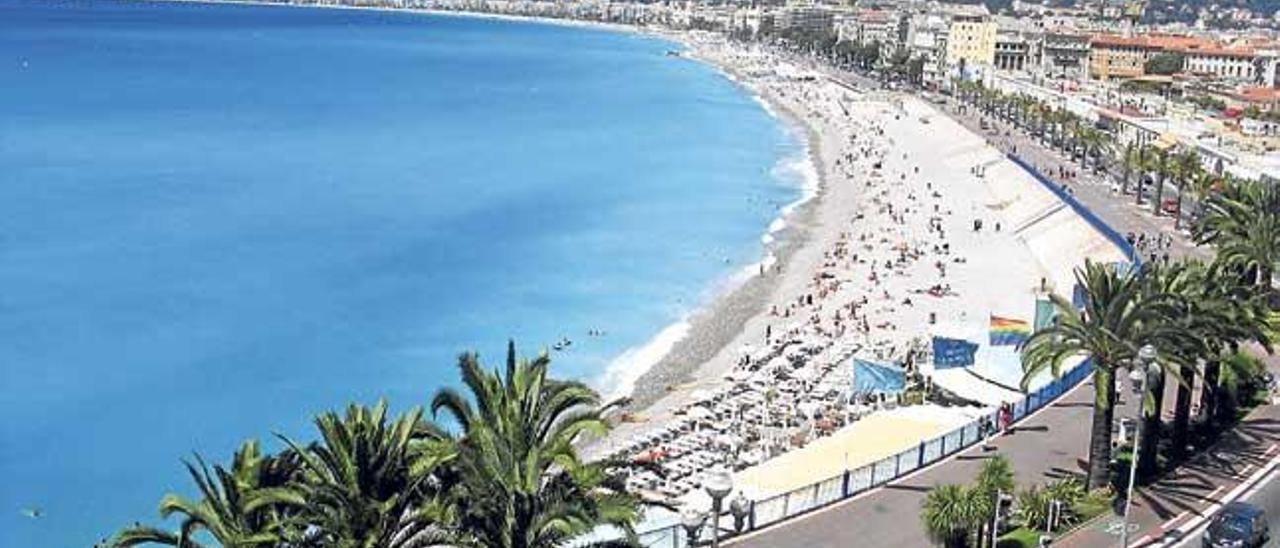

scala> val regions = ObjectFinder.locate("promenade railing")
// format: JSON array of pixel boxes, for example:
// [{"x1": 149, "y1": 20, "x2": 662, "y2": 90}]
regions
[
  {"x1": 633, "y1": 358, "x2": 1095, "y2": 546},
  {"x1": 628, "y1": 100, "x2": 1126, "y2": 547}
]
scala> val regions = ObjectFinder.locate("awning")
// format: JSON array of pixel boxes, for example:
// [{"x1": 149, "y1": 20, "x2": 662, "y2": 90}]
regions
[{"x1": 1150, "y1": 134, "x2": 1178, "y2": 150}]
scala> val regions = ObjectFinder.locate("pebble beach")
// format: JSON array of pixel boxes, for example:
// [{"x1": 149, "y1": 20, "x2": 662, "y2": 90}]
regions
[{"x1": 590, "y1": 34, "x2": 1127, "y2": 510}]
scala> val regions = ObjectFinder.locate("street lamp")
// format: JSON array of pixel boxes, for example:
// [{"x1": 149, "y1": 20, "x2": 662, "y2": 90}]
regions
[
  {"x1": 1119, "y1": 344, "x2": 1159, "y2": 547},
  {"x1": 990, "y1": 489, "x2": 1014, "y2": 547},
  {"x1": 704, "y1": 469, "x2": 734, "y2": 548},
  {"x1": 680, "y1": 508, "x2": 705, "y2": 548}
]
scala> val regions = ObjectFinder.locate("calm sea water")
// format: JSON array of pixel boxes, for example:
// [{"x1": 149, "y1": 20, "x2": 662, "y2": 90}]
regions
[{"x1": 0, "y1": 1, "x2": 803, "y2": 544}]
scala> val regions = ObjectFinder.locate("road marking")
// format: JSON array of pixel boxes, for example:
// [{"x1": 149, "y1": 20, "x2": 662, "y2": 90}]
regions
[
  {"x1": 1163, "y1": 451, "x2": 1280, "y2": 547},
  {"x1": 1160, "y1": 510, "x2": 1189, "y2": 529},
  {"x1": 1241, "y1": 463, "x2": 1255, "y2": 476},
  {"x1": 1106, "y1": 520, "x2": 1141, "y2": 536},
  {"x1": 1130, "y1": 533, "x2": 1153, "y2": 547}
]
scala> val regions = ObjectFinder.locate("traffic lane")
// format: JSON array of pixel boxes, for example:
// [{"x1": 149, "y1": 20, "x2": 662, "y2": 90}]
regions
[
  {"x1": 1243, "y1": 467, "x2": 1280, "y2": 546},
  {"x1": 1169, "y1": 453, "x2": 1280, "y2": 548}
]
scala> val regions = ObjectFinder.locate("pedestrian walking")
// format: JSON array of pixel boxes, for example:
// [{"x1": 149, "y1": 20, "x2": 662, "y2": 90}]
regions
[{"x1": 998, "y1": 402, "x2": 1012, "y2": 435}]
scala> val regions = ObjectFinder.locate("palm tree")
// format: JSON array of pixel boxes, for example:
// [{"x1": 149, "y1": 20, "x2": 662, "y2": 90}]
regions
[
  {"x1": 1148, "y1": 149, "x2": 1172, "y2": 217},
  {"x1": 279, "y1": 401, "x2": 456, "y2": 548},
  {"x1": 1195, "y1": 177, "x2": 1280, "y2": 292},
  {"x1": 1186, "y1": 170, "x2": 1221, "y2": 225},
  {"x1": 108, "y1": 441, "x2": 306, "y2": 547},
  {"x1": 921, "y1": 484, "x2": 986, "y2": 548},
  {"x1": 431, "y1": 345, "x2": 644, "y2": 548},
  {"x1": 1078, "y1": 127, "x2": 1109, "y2": 174},
  {"x1": 1119, "y1": 142, "x2": 1139, "y2": 196},
  {"x1": 1133, "y1": 145, "x2": 1151, "y2": 206},
  {"x1": 1211, "y1": 351, "x2": 1268, "y2": 424},
  {"x1": 1170, "y1": 149, "x2": 1202, "y2": 229},
  {"x1": 1020, "y1": 260, "x2": 1186, "y2": 490},
  {"x1": 972, "y1": 456, "x2": 1015, "y2": 542},
  {"x1": 1161, "y1": 262, "x2": 1272, "y2": 457}
]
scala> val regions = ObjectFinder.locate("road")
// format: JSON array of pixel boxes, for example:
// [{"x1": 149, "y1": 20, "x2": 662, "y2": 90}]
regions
[
  {"x1": 724, "y1": 64, "x2": 1267, "y2": 548},
  {"x1": 1238, "y1": 466, "x2": 1280, "y2": 546}
]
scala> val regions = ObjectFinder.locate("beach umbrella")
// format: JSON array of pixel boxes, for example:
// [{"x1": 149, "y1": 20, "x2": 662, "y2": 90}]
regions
[
  {"x1": 687, "y1": 406, "x2": 714, "y2": 421},
  {"x1": 690, "y1": 389, "x2": 713, "y2": 403},
  {"x1": 797, "y1": 401, "x2": 822, "y2": 419}
]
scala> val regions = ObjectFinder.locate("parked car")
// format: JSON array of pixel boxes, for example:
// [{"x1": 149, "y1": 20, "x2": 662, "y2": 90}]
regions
[{"x1": 1203, "y1": 502, "x2": 1269, "y2": 548}]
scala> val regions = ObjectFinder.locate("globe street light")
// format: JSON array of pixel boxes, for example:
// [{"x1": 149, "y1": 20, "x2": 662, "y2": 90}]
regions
[
  {"x1": 704, "y1": 469, "x2": 734, "y2": 548},
  {"x1": 680, "y1": 508, "x2": 705, "y2": 548},
  {"x1": 1119, "y1": 344, "x2": 1159, "y2": 547}
]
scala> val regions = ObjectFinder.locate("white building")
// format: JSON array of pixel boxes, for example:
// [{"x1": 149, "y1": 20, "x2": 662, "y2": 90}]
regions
[{"x1": 1183, "y1": 45, "x2": 1258, "y2": 82}]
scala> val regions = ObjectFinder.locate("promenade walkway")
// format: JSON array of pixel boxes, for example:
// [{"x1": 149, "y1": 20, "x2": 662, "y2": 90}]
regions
[
  {"x1": 730, "y1": 378, "x2": 1106, "y2": 547},
  {"x1": 730, "y1": 77, "x2": 1128, "y2": 547},
  {"x1": 731, "y1": 70, "x2": 1273, "y2": 547},
  {"x1": 947, "y1": 89, "x2": 1280, "y2": 548}
]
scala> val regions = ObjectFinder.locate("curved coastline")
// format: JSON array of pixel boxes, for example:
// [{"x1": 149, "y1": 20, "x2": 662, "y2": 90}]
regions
[
  {"x1": 139, "y1": 1, "x2": 818, "y2": 420},
  {"x1": 607, "y1": 82, "x2": 825, "y2": 411}
]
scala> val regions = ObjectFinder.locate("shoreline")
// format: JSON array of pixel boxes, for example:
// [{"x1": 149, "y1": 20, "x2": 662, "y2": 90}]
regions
[
  {"x1": 141, "y1": 0, "x2": 649, "y2": 35},
  {"x1": 132, "y1": 0, "x2": 815, "y2": 422},
  {"x1": 611, "y1": 50, "x2": 826, "y2": 413}
]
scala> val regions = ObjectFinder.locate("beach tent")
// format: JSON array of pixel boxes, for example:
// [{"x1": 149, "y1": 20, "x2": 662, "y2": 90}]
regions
[{"x1": 852, "y1": 358, "x2": 906, "y2": 395}]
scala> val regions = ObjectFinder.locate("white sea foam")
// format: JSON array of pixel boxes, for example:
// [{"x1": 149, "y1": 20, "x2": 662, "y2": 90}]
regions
[
  {"x1": 597, "y1": 319, "x2": 691, "y2": 400},
  {"x1": 595, "y1": 112, "x2": 823, "y2": 400}
]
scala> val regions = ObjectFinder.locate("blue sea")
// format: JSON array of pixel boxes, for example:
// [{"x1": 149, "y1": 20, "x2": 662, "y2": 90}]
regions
[{"x1": 0, "y1": 1, "x2": 805, "y2": 545}]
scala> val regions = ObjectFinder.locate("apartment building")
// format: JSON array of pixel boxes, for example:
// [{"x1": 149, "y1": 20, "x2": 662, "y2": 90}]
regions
[
  {"x1": 1041, "y1": 31, "x2": 1091, "y2": 79},
  {"x1": 946, "y1": 14, "x2": 997, "y2": 72},
  {"x1": 774, "y1": 5, "x2": 835, "y2": 34},
  {"x1": 1183, "y1": 44, "x2": 1258, "y2": 81}
]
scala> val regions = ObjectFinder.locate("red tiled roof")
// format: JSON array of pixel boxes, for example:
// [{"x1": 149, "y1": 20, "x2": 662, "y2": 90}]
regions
[
  {"x1": 1090, "y1": 33, "x2": 1256, "y2": 57},
  {"x1": 1235, "y1": 86, "x2": 1280, "y2": 103}
]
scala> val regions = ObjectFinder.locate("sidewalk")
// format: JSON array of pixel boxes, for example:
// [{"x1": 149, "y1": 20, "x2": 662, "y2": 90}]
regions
[
  {"x1": 730, "y1": 375, "x2": 1103, "y2": 547},
  {"x1": 1054, "y1": 377, "x2": 1280, "y2": 547},
  {"x1": 943, "y1": 89, "x2": 1280, "y2": 547},
  {"x1": 941, "y1": 98, "x2": 1207, "y2": 263},
  {"x1": 728, "y1": 71, "x2": 1275, "y2": 547}
]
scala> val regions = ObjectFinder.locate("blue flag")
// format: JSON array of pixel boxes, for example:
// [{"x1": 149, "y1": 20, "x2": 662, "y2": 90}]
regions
[
  {"x1": 1071, "y1": 283, "x2": 1087, "y2": 310},
  {"x1": 933, "y1": 336, "x2": 979, "y2": 369},
  {"x1": 853, "y1": 358, "x2": 906, "y2": 394}
]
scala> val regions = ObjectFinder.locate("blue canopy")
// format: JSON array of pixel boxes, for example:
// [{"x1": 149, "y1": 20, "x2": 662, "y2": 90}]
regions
[
  {"x1": 853, "y1": 358, "x2": 906, "y2": 395},
  {"x1": 933, "y1": 336, "x2": 979, "y2": 369}
]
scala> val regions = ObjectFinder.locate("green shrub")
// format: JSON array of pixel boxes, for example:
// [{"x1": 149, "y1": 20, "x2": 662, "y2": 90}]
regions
[
  {"x1": 1016, "y1": 478, "x2": 1087, "y2": 532},
  {"x1": 996, "y1": 527, "x2": 1043, "y2": 548},
  {"x1": 1015, "y1": 485, "x2": 1051, "y2": 530}
]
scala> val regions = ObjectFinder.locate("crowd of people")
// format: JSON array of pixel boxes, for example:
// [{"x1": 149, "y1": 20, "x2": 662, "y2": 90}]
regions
[{"x1": 607, "y1": 43, "x2": 1015, "y2": 504}]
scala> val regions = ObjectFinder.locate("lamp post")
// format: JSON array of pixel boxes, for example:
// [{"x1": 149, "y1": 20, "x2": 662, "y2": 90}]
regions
[
  {"x1": 1119, "y1": 344, "x2": 1159, "y2": 548},
  {"x1": 704, "y1": 469, "x2": 734, "y2": 548},
  {"x1": 680, "y1": 508, "x2": 705, "y2": 548},
  {"x1": 990, "y1": 489, "x2": 1013, "y2": 548}
]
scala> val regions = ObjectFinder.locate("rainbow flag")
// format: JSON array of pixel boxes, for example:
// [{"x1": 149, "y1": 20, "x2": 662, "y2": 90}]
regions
[{"x1": 989, "y1": 315, "x2": 1031, "y2": 346}]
